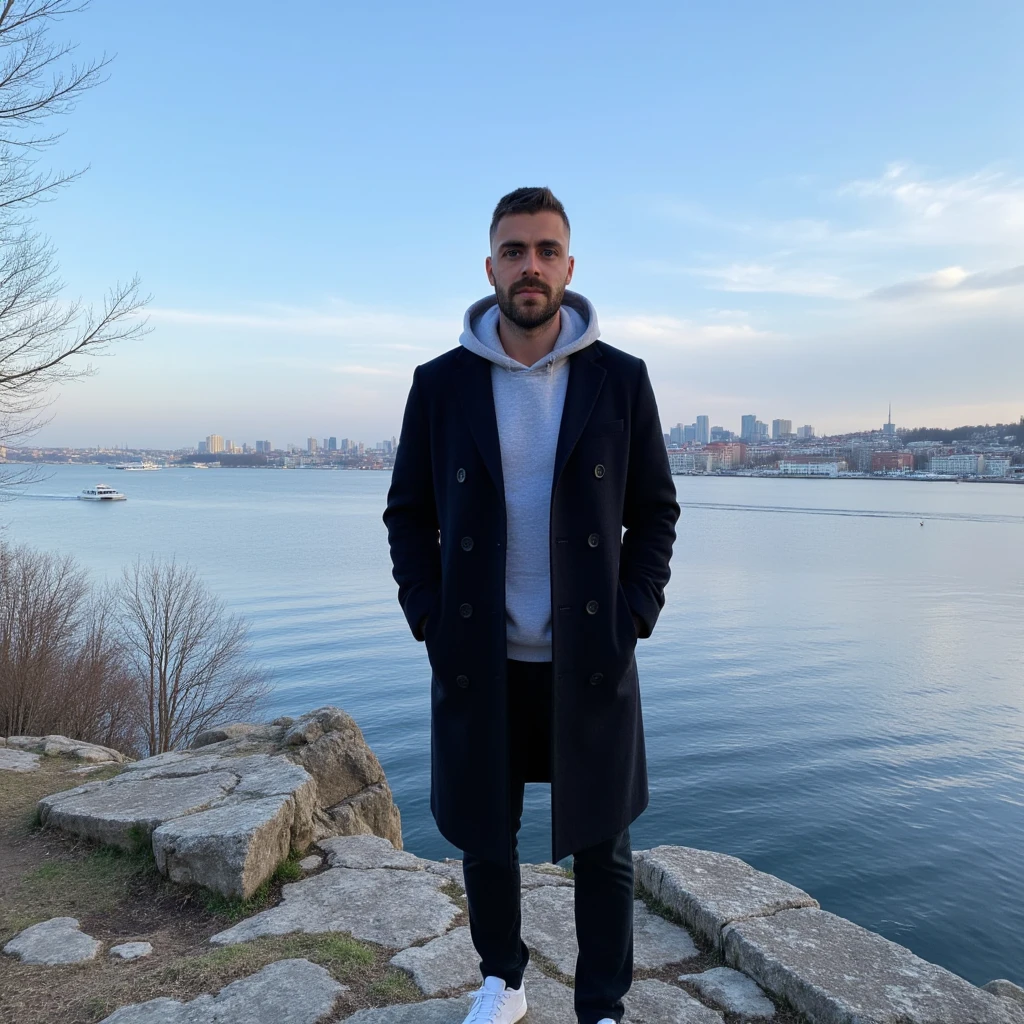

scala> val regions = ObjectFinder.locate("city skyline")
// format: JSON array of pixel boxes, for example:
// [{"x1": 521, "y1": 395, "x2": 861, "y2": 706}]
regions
[{"x1": 19, "y1": 2, "x2": 1024, "y2": 448}]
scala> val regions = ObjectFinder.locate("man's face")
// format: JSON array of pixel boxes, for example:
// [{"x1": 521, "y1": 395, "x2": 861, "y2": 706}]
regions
[{"x1": 486, "y1": 211, "x2": 574, "y2": 330}]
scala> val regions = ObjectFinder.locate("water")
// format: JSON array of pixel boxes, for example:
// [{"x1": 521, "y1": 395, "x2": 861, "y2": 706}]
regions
[{"x1": 3, "y1": 465, "x2": 1023, "y2": 987}]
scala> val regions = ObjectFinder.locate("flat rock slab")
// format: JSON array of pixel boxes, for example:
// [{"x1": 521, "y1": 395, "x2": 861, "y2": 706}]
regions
[
  {"x1": 99, "y1": 958, "x2": 345, "y2": 1023},
  {"x1": 5, "y1": 734, "x2": 127, "y2": 762},
  {"x1": 343, "y1": 996, "x2": 472, "y2": 1023},
  {"x1": 634, "y1": 845, "x2": 818, "y2": 948},
  {"x1": 724, "y1": 907, "x2": 1024, "y2": 1024},
  {"x1": 211, "y1": 866, "x2": 460, "y2": 949},
  {"x1": 625, "y1": 979, "x2": 724, "y2": 1022},
  {"x1": 299, "y1": 854, "x2": 322, "y2": 871},
  {"x1": 685, "y1": 966, "x2": 775, "y2": 1019},
  {"x1": 3, "y1": 917, "x2": 102, "y2": 965},
  {"x1": 152, "y1": 794, "x2": 296, "y2": 899},
  {"x1": 321, "y1": 833, "x2": 420, "y2": 870},
  {"x1": 521, "y1": 887, "x2": 698, "y2": 976},
  {"x1": 986, "y1": 980, "x2": 1024, "y2": 1009},
  {"x1": 522, "y1": 963, "x2": 576, "y2": 1024},
  {"x1": 390, "y1": 925, "x2": 479, "y2": 995},
  {"x1": 0, "y1": 748, "x2": 41, "y2": 772},
  {"x1": 38, "y1": 771, "x2": 239, "y2": 849},
  {"x1": 521, "y1": 864, "x2": 573, "y2": 889},
  {"x1": 109, "y1": 941, "x2": 153, "y2": 960}
]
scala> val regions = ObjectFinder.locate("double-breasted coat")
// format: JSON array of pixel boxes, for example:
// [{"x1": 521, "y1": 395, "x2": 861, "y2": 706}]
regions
[{"x1": 383, "y1": 339, "x2": 679, "y2": 866}]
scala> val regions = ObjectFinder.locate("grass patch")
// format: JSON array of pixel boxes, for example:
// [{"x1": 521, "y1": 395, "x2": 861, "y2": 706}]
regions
[
  {"x1": 365, "y1": 968, "x2": 421, "y2": 1006},
  {"x1": 193, "y1": 851, "x2": 307, "y2": 922}
]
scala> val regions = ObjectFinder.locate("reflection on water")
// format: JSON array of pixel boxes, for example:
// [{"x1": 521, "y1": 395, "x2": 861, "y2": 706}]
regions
[{"x1": 3, "y1": 467, "x2": 1023, "y2": 986}]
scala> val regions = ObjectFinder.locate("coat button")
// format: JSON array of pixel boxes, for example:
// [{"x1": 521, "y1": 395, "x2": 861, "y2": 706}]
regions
[
  {"x1": 589, "y1": 672, "x2": 604, "y2": 686},
  {"x1": 461, "y1": 536, "x2": 474, "y2": 551},
  {"x1": 587, "y1": 533, "x2": 599, "y2": 548},
  {"x1": 456, "y1": 674, "x2": 470, "y2": 688},
  {"x1": 459, "y1": 603, "x2": 473, "y2": 618},
  {"x1": 456, "y1": 468, "x2": 466, "y2": 483},
  {"x1": 594, "y1": 463, "x2": 606, "y2": 479},
  {"x1": 586, "y1": 600, "x2": 599, "y2": 615}
]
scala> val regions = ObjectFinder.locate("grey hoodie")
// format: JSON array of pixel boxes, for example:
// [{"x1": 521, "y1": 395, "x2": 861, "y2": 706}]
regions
[{"x1": 459, "y1": 290, "x2": 601, "y2": 662}]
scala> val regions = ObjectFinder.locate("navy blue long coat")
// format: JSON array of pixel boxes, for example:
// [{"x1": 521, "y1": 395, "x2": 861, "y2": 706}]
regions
[{"x1": 383, "y1": 340, "x2": 679, "y2": 866}]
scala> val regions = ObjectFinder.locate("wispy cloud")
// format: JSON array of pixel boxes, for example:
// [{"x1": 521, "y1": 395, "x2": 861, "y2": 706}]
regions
[{"x1": 868, "y1": 264, "x2": 1024, "y2": 302}]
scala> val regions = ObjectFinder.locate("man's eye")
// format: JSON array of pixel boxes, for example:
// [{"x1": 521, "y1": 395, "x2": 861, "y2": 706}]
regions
[
  {"x1": 542, "y1": 249, "x2": 556, "y2": 257},
  {"x1": 505, "y1": 249, "x2": 520, "y2": 258}
]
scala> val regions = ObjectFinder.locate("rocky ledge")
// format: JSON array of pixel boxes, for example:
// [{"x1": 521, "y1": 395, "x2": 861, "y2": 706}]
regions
[{"x1": 30, "y1": 707, "x2": 402, "y2": 899}]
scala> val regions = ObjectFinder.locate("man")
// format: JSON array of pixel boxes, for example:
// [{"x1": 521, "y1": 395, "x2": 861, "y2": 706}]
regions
[{"x1": 384, "y1": 187, "x2": 678, "y2": 1024}]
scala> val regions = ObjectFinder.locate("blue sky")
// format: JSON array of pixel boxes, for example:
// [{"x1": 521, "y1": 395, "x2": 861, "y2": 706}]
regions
[{"x1": 29, "y1": 0, "x2": 1024, "y2": 447}]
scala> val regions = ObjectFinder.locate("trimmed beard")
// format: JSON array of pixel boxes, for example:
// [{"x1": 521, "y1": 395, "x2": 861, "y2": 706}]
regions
[{"x1": 495, "y1": 279, "x2": 566, "y2": 330}]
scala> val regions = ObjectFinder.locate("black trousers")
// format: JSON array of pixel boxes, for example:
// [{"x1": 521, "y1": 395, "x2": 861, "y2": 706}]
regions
[{"x1": 461, "y1": 659, "x2": 634, "y2": 1024}]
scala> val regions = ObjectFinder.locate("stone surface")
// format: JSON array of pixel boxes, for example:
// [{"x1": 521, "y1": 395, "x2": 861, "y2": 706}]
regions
[
  {"x1": 724, "y1": 907, "x2": 1024, "y2": 1024},
  {"x1": 210, "y1": 866, "x2": 460, "y2": 949},
  {"x1": 0, "y1": 747, "x2": 41, "y2": 772},
  {"x1": 299, "y1": 854, "x2": 322, "y2": 871},
  {"x1": 986, "y1": 980, "x2": 1024, "y2": 1009},
  {"x1": 343, "y1": 996, "x2": 472, "y2": 1023},
  {"x1": 420, "y1": 858, "x2": 465, "y2": 886},
  {"x1": 34, "y1": 706, "x2": 403, "y2": 900},
  {"x1": 390, "y1": 926, "x2": 479, "y2": 995},
  {"x1": 3, "y1": 916, "x2": 102, "y2": 965},
  {"x1": 99, "y1": 958, "x2": 345, "y2": 1023},
  {"x1": 634, "y1": 845, "x2": 818, "y2": 948},
  {"x1": 38, "y1": 770, "x2": 240, "y2": 849},
  {"x1": 152, "y1": 794, "x2": 297, "y2": 899},
  {"x1": 4, "y1": 734, "x2": 128, "y2": 763},
  {"x1": 521, "y1": 863, "x2": 573, "y2": 888},
  {"x1": 625, "y1": 979, "x2": 724, "y2": 1023},
  {"x1": 521, "y1": 886, "x2": 698, "y2": 976},
  {"x1": 109, "y1": 941, "x2": 154, "y2": 960},
  {"x1": 321, "y1": 833, "x2": 419, "y2": 870},
  {"x1": 685, "y1": 966, "x2": 775, "y2": 1019},
  {"x1": 521, "y1": 963, "x2": 576, "y2": 1024}
]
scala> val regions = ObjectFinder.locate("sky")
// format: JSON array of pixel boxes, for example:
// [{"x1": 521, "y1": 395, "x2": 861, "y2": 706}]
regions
[{"x1": 22, "y1": 0, "x2": 1024, "y2": 448}]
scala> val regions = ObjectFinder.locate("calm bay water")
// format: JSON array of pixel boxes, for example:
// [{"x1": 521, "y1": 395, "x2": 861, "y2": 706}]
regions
[{"x1": 3, "y1": 464, "x2": 1023, "y2": 987}]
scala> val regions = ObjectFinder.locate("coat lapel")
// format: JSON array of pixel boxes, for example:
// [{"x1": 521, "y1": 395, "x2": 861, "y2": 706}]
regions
[
  {"x1": 458, "y1": 349, "x2": 505, "y2": 494},
  {"x1": 553, "y1": 345, "x2": 606, "y2": 490}
]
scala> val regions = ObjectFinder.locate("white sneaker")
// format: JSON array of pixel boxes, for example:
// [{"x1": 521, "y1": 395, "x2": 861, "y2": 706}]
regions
[
  {"x1": 461, "y1": 975, "x2": 527, "y2": 1023},
  {"x1": 596, "y1": 1020, "x2": 616, "y2": 1024}
]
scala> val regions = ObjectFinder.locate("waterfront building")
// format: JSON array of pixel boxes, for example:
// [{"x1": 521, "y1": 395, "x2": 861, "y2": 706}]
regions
[
  {"x1": 780, "y1": 460, "x2": 841, "y2": 477},
  {"x1": 705, "y1": 441, "x2": 748, "y2": 469},
  {"x1": 668, "y1": 451, "x2": 714, "y2": 474},
  {"x1": 695, "y1": 415, "x2": 710, "y2": 445},
  {"x1": 983, "y1": 457, "x2": 1011, "y2": 477},
  {"x1": 741, "y1": 414, "x2": 757, "y2": 441},
  {"x1": 931, "y1": 454, "x2": 983, "y2": 476},
  {"x1": 871, "y1": 451, "x2": 914, "y2": 473}
]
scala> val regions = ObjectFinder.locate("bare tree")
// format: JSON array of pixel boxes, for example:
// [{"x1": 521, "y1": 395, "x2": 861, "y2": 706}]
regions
[
  {"x1": 0, "y1": 1, "x2": 148, "y2": 489},
  {"x1": 119, "y1": 558, "x2": 271, "y2": 755},
  {"x1": 0, "y1": 540, "x2": 88, "y2": 735}
]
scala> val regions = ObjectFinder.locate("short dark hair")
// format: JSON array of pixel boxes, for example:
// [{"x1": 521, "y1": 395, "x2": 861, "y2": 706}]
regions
[{"x1": 489, "y1": 187, "x2": 570, "y2": 242}]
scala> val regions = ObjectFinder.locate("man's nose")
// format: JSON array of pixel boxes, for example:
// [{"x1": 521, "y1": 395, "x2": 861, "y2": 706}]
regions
[{"x1": 520, "y1": 251, "x2": 543, "y2": 276}]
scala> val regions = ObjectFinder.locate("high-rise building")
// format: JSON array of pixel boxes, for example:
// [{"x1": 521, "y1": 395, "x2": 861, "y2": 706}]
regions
[
  {"x1": 669, "y1": 423, "x2": 684, "y2": 446},
  {"x1": 683, "y1": 424, "x2": 697, "y2": 444},
  {"x1": 797, "y1": 425, "x2": 815, "y2": 439},
  {"x1": 198, "y1": 440, "x2": 209, "y2": 454},
  {"x1": 307, "y1": 437, "x2": 318, "y2": 454},
  {"x1": 754, "y1": 420, "x2": 769, "y2": 441},
  {"x1": 772, "y1": 419, "x2": 793, "y2": 440},
  {"x1": 695, "y1": 415, "x2": 710, "y2": 445},
  {"x1": 740, "y1": 415, "x2": 757, "y2": 441},
  {"x1": 206, "y1": 434, "x2": 224, "y2": 454},
  {"x1": 341, "y1": 438, "x2": 350, "y2": 452},
  {"x1": 328, "y1": 437, "x2": 337, "y2": 451}
]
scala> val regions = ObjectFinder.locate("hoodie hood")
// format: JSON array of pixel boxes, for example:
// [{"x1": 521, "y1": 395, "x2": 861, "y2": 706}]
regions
[{"x1": 459, "y1": 289, "x2": 600, "y2": 371}]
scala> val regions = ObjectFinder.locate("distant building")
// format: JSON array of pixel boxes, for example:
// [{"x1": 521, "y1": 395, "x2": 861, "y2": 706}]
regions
[
  {"x1": 754, "y1": 420, "x2": 769, "y2": 441},
  {"x1": 206, "y1": 434, "x2": 224, "y2": 454},
  {"x1": 695, "y1": 415, "x2": 710, "y2": 445},
  {"x1": 198, "y1": 440, "x2": 209, "y2": 454},
  {"x1": 983, "y1": 457, "x2": 1011, "y2": 477},
  {"x1": 307, "y1": 437, "x2": 318, "y2": 454},
  {"x1": 669, "y1": 423, "x2": 685, "y2": 445},
  {"x1": 797, "y1": 425, "x2": 814, "y2": 439},
  {"x1": 705, "y1": 441, "x2": 747, "y2": 469},
  {"x1": 772, "y1": 419, "x2": 793, "y2": 440},
  {"x1": 668, "y1": 451, "x2": 714, "y2": 474},
  {"x1": 683, "y1": 424, "x2": 697, "y2": 444},
  {"x1": 710, "y1": 425, "x2": 731, "y2": 442},
  {"x1": 882, "y1": 405, "x2": 897, "y2": 437},
  {"x1": 780, "y1": 460, "x2": 841, "y2": 477},
  {"x1": 930, "y1": 454, "x2": 982, "y2": 475},
  {"x1": 328, "y1": 437, "x2": 338, "y2": 451},
  {"x1": 871, "y1": 451, "x2": 914, "y2": 473},
  {"x1": 741, "y1": 414, "x2": 757, "y2": 441}
]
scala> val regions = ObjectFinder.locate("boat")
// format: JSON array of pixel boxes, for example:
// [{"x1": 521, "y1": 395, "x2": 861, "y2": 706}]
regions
[
  {"x1": 78, "y1": 484, "x2": 126, "y2": 501},
  {"x1": 114, "y1": 461, "x2": 160, "y2": 471}
]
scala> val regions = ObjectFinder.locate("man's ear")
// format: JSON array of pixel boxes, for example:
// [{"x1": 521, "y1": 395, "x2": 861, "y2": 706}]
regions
[
  {"x1": 485, "y1": 255, "x2": 495, "y2": 286},
  {"x1": 565, "y1": 254, "x2": 575, "y2": 286}
]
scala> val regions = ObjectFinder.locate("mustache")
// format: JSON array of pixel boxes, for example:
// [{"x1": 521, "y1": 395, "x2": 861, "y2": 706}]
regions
[{"x1": 511, "y1": 280, "x2": 551, "y2": 297}]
